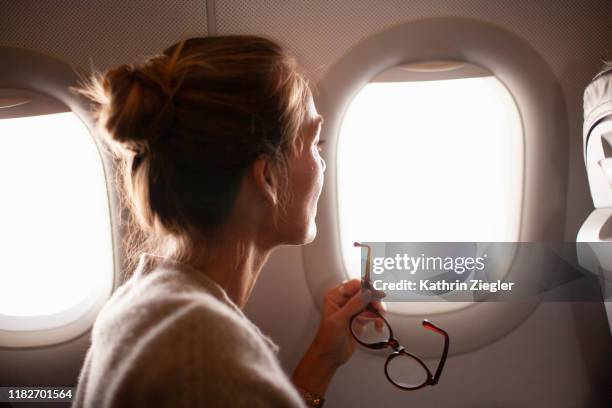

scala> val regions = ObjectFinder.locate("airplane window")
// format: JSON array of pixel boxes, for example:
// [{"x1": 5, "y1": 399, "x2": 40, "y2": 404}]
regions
[
  {"x1": 0, "y1": 111, "x2": 113, "y2": 329},
  {"x1": 338, "y1": 64, "x2": 523, "y2": 282}
]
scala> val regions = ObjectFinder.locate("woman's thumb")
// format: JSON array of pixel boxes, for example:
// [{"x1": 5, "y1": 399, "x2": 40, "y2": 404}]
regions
[{"x1": 336, "y1": 289, "x2": 371, "y2": 321}]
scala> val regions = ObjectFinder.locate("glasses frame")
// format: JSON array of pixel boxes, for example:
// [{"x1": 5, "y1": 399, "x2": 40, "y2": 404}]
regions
[{"x1": 350, "y1": 242, "x2": 450, "y2": 391}]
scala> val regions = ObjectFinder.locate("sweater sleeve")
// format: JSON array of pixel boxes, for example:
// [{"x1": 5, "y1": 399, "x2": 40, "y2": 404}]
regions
[{"x1": 100, "y1": 301, "x2": 307, "y2": 408}]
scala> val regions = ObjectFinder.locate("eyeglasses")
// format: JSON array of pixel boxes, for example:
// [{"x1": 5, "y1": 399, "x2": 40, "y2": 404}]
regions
[{"x1": 350, "y1": 242, "x2": 450, "y2": 390}]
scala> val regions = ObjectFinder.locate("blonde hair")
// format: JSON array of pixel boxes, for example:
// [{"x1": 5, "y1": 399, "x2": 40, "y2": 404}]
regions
[{"x1": 76, "y1": 36, "x2": 310, "y2": 268}]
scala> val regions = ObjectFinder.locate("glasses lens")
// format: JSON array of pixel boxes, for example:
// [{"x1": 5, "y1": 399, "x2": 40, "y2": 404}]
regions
[
  {"x1": 386, "y1": 353, "x2": 429, "y2": 389},
  {"x1": 350, "y1": 310, "x2": 391, "y2": 346}
]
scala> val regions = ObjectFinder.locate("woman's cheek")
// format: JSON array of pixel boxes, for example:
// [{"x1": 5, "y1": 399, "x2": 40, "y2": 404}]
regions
[{"x1": 313, "y1": 153, "x2": 325, "y2": 196}]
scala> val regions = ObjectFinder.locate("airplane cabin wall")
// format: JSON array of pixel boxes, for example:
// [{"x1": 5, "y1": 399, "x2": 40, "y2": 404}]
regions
[{"x1": 1, "y1": 1, "x2": 611, "y2": 407}]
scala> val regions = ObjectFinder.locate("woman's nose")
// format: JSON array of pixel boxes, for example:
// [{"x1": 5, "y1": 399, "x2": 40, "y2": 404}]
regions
[{"x1": 321, "y1": 157, "x2": 327, "y2": 173}]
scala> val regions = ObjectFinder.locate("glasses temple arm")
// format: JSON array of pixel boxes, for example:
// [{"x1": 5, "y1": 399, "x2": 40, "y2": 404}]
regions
[
  {"x1": 422, "y1": 320, "x2": 450, "y2": 385},
  {"x1": 354, "y1": 242, "x2": 373, "y2": 290},
  {"x1": 365, "y1": 244, "x2": 371, "y2": 288}
]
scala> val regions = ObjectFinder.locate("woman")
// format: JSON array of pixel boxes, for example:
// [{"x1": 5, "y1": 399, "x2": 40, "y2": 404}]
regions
[{"x1": 72, "y1": 35, "x2": 383, "y2": 407}]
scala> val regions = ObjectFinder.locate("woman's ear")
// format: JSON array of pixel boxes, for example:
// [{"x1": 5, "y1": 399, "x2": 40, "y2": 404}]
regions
[{"x1": 252, "y1": 155, "x2": 278, "y2": 206}]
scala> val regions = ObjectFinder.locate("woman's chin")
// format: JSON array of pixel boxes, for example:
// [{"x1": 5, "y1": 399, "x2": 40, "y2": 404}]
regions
[
  {"x1": 302, "y1": 222, "x2": 317, "y2": 244},
  {"x1": 282, "y1": 221, "x2": 317, "y2": 246}
]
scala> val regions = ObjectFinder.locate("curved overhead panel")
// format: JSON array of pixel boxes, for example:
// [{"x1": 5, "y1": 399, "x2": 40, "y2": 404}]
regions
[
  {"x1": 0, "y1": 0, "x2": 208, "y2": 72},
  {"x1": 216, "y1": 0, "x2": 611, "y2": 85}
]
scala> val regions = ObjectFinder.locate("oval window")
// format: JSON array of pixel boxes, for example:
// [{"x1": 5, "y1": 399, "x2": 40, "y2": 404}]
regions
[
  {"x1": 337, "y1": 62, "x2": 523, "y2": 312},
  {"x1": 0, "y1": 107, "x2": 113, "y2": 334}
]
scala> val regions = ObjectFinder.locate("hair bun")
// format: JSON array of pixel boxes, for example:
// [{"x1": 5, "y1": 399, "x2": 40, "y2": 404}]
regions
[{"x1": 101, "y1": 60, "x2": 175, "y2": 154}]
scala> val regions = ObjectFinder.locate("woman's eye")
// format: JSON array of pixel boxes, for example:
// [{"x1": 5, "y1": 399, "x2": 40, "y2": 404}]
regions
[{"x1": 316, "y1": 139, "x2": 326, "y2": 152}]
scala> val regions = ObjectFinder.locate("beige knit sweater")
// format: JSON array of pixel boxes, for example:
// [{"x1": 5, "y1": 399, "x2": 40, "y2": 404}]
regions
[{"x1": 73, "y1": 253, "x2": 307, "y2": 408}]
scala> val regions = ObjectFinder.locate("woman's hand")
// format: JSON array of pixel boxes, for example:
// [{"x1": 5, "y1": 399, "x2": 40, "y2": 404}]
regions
[
  {"x1": 291, "y1": 279, "x2": 386, "y2": 397},
  {"x1": 311, "y1": 278, "x2": 386, "y2": 365}
]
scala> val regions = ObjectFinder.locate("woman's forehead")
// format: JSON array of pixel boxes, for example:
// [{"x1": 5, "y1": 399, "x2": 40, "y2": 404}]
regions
[{"x1": 305, "y1": 96, "x2": 324, "y2": 128}]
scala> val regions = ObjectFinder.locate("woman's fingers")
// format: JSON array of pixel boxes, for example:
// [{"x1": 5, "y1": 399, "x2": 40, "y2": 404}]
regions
[
  {"x1": 349, "y1": 299, "x2": 386, "y2": 333},
  {"x1": 326, "y1": 279, "x2": 388, "y2": 307},
  {"x1": 324, "y1": 279, "x2": 389, "y2": 329},
  {"x1": 326, "y1": 279, "x2": 362, "y2": 307},
  {"x1": 371, "y1": 299, "x2": 386, "y2": 315},
  {"x1": 354, "y1": 315, "x2": 386, "y2": 333},
  {"x1": 336, "y1": 288, "x2": 371, "y2": 321},
  {"x1": 355, "y1": 301, "x2": 386, "y2": 319}
]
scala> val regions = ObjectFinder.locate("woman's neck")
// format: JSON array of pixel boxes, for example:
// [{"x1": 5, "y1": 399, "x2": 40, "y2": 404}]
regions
[{"x1": 187, "y1": 233, "x2": 273, "y2": 308}]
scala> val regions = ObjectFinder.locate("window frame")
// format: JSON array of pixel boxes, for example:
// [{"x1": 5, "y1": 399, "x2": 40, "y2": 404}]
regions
[
  {"x1": 303, "y1": 17, "x2": 568, "y2": 358},
  {"x1": 0, "y1": 47, "x2": 121, "y2": 348}
]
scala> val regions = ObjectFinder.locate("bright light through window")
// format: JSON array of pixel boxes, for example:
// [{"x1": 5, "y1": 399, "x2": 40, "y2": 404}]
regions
[
  {"x1": 0, "y1": 112, "x2": 113, "y2": 320},
  {"x1": 338, "y1": 76, "x2": 523, "y2": 280}
]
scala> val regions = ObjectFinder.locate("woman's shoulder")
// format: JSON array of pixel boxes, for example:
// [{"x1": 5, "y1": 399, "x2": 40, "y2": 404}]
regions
[
  {"x1": 92, "y1": 255, "x2": 272, "y2": 355},
  {"x1": 80, "y1": 256, "x2": 304, "y2": 407}
]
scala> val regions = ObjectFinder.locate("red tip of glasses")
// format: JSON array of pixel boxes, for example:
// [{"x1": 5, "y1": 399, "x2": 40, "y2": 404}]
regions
[{"x1": 422, "y1": 320, "x2": 447, "y2": 336}]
